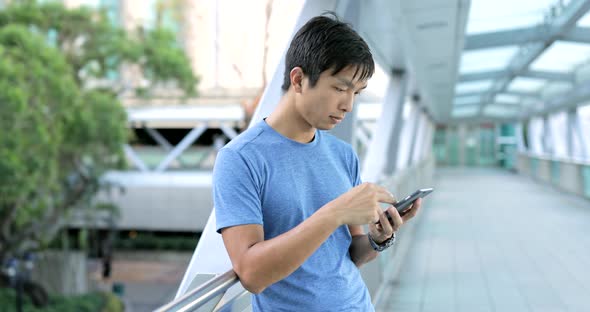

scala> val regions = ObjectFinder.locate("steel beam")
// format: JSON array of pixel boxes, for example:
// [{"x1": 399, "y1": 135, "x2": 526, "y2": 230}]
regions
[
  {"x1": 464, "y1": 26, "x2": 547, "y2": 50},
  {"x1": 561, "y1": 26, "x2": 590, "y2": 43},
  {"x1": 123, "y1": 144, "x2": 149, "y2": 172},
  {"x1": 460, "y1": 69, "x2": 573, "y2": 82},
  {"x1": 155, "y1": 125, "x2": 207, "y2": 172}
]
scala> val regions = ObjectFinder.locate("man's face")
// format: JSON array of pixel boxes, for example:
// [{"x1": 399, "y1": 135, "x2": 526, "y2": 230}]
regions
[{"x1": 295, "y1": 65, "x2": 368, "y2": 130}]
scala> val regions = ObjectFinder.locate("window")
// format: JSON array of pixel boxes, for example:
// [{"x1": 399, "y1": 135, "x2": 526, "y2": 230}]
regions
[
  {"x1": 577, "y1": 104, "x2": 590, "y2": 160},
  {"x1": 531, "y1": 41, "x2": 590, "y2": 72},
  {"x1": 452, "y1": 106, "x2": 479, "y2": 118},
  {"x1": 495, "y1": 93, "x2": 521, "y2": 104},
  {"x1": 454, "y1": 95, "x2": 481, "y2": 106},
  {"x1": 528, "y1": 117, "x2": 544, "y2": 155},
  {"x1": 484, "y1": 105, "x2": 520, "y2": 118},
  {"x1": 508, "y1": 77, "x2": 546, "y2": 92},
  {"x1": 455, "y1": 80, "x2": 494, "y2": 94},
  {"x1": 466, "y1": 0, "x2": 557, "y2": 34},
  {"x1": 459, "y1": 46, "x2": 519, "y2": 74},
  {"x1": 397, "y1": 104, "x2": 418, "y2": 170},
  {"x1": 548, "y1": 111, "x2": 568, "y2": 158}
]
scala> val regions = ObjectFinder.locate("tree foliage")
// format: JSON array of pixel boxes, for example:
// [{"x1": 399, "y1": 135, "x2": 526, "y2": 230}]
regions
[
  {"x1": 0, "y1": 0, "x2": 198, "y2": 263},
  {"x1": 0, "y1": 0, "x2": 198, "y2": 94}
]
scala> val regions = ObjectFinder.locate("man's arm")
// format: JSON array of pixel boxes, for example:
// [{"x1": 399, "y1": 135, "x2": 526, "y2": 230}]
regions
[
  {"x1": 221, "y1": 207, "x2": 340, "y2": 294},
  {"x1": 221, "y1": 182, "x2": 394, "y2": 294},
  {"x1": 347, "y1": 225, "x2": 378, "y2": 267}
]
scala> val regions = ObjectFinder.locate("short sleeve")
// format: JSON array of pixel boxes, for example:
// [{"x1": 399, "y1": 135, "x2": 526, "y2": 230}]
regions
[{"x1": 213, "y1": 147, "x2": 263, "y2": 233}]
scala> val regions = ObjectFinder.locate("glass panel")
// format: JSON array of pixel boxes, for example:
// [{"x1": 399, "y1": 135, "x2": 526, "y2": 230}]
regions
[
  {"x1": 357, "y1": 103, "x2": 382, "y2": 121},
  {"x1": 397, "y1": 105, "x2": 418, "y2": 170},
  {"x1": 572, "y1": 108, "x2": 585, "y2": 160},
  {"x1": 578, "y1": 11, "x2": 590, "y2": 27},
  {"x1": 466, "y1": 0, "x2": 557, "y2": 34},
  {"x1": 548, "y1": 111, "x2": 568, "y2": 158},
  {"x1": 528, "y1": 117, "x2": 544, "y2": 154},
  {"x1": 495, "y1": 94, "x2": 521, "y2": 104},
  {"x1": 508, "y1": 77, "x2": 546, "y2": 92},
  {"x1": 412, "y1": 114, "x2": 427, "y2": 165},
  {"x1": 578, "y1": 103, "x2": 590, "y2": 160},
  {"x1": 530, "y1": 41, "x2": 590, "y2": 72},
  {"x1": 433, "y1": 126, "x2": 448, "y2": 164},
  {"x1": 452, "y1": 106, "x2": 479, "y2": 118},
  {"x1": 455, "y1": 80, "x2": 494, "y2": 94},
  {"x1": 542, "y1": 81, "x2": 574, "y2": 98},
  {"x1": 363, "y1": 62, "x2": 389, "y2": 101},
  {"x1": 484, "y1": 105, "x2": 519, "y2": 118},
  {"x1": 454, "y1": 95, "x2": 481, "y2": 106},
  {"x1": 521, "y1": 97, "x2": 543, "y2": 109},
  {"x1": 460, "y1": 46, "x2": 519, "y2": 73}
]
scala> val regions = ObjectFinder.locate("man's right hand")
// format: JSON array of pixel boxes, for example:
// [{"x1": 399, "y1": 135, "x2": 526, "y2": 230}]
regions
[{"x1": 325, "y1": 182, "x2": 396, "y2": 226}]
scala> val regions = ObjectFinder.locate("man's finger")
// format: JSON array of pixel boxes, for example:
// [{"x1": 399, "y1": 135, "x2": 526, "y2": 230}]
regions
[
  {"x1": 375, "y1": 186, "x2": 396, "y2": 204},
  {"x1": 377, "y1": 209, "x2": 393, "y2": 236},
  {"x1": 385, "y1": 206, "x2": 403, "y2": 232},
  {"x1": 401, "y1": 198, "x2": 422, "y2": 220}
]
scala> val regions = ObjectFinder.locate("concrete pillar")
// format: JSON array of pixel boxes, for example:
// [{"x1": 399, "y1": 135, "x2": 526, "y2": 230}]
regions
[{"x1": 361, "y1": 71, "x2": 407, "y2": 182}]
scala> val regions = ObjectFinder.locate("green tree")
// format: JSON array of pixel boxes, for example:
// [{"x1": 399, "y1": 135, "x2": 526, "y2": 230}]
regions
[{"x1": 0, "y1": 0, "x2": 198, "y2": 265}]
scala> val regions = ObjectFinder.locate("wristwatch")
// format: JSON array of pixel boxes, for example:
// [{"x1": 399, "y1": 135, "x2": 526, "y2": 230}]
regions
[{"x1": 368, "y1": 233, "x2": 396, "y2": 252}]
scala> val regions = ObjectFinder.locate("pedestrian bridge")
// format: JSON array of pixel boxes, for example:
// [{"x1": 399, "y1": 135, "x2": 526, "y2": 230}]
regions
[
  {"x1": 156, "y1": 158, "x2": 590, "y2": 311},
  {"x1": 109, "y1": 0, "x2": 590, "y2": 310}
]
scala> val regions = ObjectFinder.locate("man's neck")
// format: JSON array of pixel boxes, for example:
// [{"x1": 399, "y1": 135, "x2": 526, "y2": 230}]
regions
[{"x1": 266, "y1": 93, "x2": 316, "y2": 144}]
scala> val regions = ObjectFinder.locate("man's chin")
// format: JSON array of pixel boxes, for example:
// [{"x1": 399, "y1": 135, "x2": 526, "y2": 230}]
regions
[{"x1": 316, "y1": 124, "x2": 334, "y2": 131}]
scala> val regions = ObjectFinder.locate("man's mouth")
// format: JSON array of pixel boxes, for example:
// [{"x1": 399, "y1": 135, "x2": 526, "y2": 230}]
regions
[{"x1": 330, "y1": 115, "x2": 343, "y2": 124}]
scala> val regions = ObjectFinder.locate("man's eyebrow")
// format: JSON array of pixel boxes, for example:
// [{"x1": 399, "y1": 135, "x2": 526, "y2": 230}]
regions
[{"x1": 335, "y1": 77, "x2": 368, "y2": 90}]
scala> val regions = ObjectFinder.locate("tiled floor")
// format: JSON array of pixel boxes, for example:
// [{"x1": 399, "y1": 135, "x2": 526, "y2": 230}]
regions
[{"x1": 377, "y1": 167, "x2": 590, "y2": 312}]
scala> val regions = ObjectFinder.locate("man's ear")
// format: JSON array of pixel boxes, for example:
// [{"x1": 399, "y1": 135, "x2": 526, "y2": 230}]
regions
[{"x1": 290, "y1": 67, "x2": 304, "y2": 93}]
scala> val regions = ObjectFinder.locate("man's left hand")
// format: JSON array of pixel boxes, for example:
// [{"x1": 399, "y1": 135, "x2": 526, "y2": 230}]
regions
[{"x1": 368, "y1": 198, "x2": 422, "y2": 244}]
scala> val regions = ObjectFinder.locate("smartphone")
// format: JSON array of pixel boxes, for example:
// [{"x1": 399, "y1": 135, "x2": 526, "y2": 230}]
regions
[{"x1": 380, "y1": 188, "x2": 434, "y2": 225}]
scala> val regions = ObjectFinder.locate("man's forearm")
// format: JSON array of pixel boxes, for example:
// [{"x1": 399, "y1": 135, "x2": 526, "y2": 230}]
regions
[
  {"x1": 234, "y1": 206, "x2": 341, "y2": 293},
  {"x1": 349, "y1": 234, "x2": 379, "y2": 267}
]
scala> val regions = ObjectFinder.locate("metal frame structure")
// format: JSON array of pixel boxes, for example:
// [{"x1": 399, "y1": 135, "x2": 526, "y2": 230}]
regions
[
  {"x1": 454, "y1": 0, "x2": 590, "y2": 122},
  {"x1": 123, "y1": 106, "x2": 244, "y2": 172}
]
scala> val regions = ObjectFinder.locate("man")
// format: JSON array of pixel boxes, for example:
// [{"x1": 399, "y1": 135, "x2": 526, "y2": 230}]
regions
[{"x1": 213, "y1": 14, "x2": 421, "y2": 311}]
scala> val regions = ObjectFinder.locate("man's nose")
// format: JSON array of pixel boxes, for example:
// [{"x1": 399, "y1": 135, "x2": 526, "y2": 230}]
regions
[{"x1": 340, "y1": 94, "x2": 354, "y2": 112}]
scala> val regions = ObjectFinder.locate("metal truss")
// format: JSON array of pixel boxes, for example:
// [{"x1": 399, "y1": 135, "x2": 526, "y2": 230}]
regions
[{"x1": 456, "y1": 0, "x2": 590, "y2": 120}]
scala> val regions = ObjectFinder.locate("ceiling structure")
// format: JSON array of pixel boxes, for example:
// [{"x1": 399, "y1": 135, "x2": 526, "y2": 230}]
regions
[
  {"x1": 358, "y1": 0, "x2": 470, "y2": 123},
  {"x1": 454, "y1": 0, "x2": 590, "y2": 123},
  {"x1": 355, "y1": 0, "x2": 590, "y2": 124}
]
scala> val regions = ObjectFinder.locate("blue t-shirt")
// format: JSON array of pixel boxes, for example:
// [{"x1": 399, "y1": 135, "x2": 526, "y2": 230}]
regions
[{"x1": 213, "y1": 120, "x2": 374, "y2": 312}]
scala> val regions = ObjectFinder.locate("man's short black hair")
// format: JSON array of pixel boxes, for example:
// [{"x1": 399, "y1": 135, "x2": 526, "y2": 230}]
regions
[{"x1": 281, "y1": 13, "x2": 375, "y2": 91}]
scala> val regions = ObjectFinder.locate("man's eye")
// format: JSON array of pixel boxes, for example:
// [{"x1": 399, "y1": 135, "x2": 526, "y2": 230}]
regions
[{"x1": 335, "y1": 87, "x2": 345, "y2": 92}]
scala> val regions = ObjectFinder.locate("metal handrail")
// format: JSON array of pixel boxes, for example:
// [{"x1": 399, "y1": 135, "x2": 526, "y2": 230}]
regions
[{"x1": 154, "y1": 270, "x2": 239, "y2": 312}]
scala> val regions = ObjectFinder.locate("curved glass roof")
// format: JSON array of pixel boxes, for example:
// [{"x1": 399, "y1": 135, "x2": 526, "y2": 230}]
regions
[{"x1": 453, "y1": 0, "x2": 590, "y2": 120}]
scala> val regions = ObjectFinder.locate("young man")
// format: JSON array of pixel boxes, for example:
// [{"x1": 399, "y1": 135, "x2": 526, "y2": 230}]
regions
[{"x1": 213, "y1": 14, "x2": 421, "y2": 311}]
